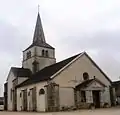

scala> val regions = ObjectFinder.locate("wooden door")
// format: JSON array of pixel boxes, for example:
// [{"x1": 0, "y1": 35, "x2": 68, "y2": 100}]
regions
[
  {"x1": 23, "y1": 89, "x2": 27, "y2": 111},
  {"x1": 92, "y1": 90, "x2": 100, "y2": 108}
]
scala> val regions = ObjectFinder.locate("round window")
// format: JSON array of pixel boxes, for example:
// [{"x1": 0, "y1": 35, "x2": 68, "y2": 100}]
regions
[{"x1": 83, "y1": 72, "x2": 89, "y2": 80}]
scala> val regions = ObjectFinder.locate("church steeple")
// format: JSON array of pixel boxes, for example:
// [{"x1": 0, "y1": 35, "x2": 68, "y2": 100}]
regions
[
  {"x1": 33, "y1": 12, "x2": 46, "y2": 44},
  {"x1": 24, "y1": 10, "x2": 54, "y2": 52},
  {"x1": 22, "y1": 10, "x2": 56, "y2": 72}
]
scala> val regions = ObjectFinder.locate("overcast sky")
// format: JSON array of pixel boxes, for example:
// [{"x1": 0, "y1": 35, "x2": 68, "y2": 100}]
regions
[{"x1": 0, "y1": 0, "x2": 120, "y2": 96}]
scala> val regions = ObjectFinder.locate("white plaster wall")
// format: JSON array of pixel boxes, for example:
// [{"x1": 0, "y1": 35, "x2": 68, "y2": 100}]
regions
[
  {"x1": 36, "y1": 57, "x2": 56, "y2": 70},
  {"x1": 7, "y1": 71, "x2": 15, "y2": 111},
  {"x1": 52, "y1": 54, "x2": 111, "y2": 88},
  {"x1": 17, "y1": 81, "x2": 47, "y2": 112},
  {"x1": 22, "y1": 57, "x2": 36, "y2": 72},
  {"x1": 59, "y1": 87, "x2": 75, "y2": 108},
  {"x1": 36, "y1": 46, "x2": 55, "y2": 58}
]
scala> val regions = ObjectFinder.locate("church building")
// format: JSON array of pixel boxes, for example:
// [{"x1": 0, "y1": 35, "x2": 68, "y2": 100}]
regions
[{"x1": 4, "y1": 11, "x2": 116, "y2": 112}]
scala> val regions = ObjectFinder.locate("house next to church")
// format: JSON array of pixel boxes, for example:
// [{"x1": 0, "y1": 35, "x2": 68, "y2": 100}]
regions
[{"x1": 4, "y1": 11, "x2": 116, "y2": 112}]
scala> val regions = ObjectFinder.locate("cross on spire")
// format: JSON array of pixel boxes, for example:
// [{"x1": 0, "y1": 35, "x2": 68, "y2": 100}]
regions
[{"x1": 38, "y1": 4, "x2": 40, "y2": 13}]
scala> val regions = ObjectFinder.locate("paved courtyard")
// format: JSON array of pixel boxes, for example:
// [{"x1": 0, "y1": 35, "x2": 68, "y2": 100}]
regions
[{"x1": 0, "y1": 108, "x2": 120, "y2": 115}]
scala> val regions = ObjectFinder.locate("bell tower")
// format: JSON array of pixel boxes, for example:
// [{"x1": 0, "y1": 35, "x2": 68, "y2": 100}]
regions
[{"x1": 22, "y1": 12, "x2": 56, "y2": 73}]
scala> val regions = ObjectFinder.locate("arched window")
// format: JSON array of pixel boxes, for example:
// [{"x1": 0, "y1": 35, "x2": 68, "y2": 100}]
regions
[
  {"x1": 42, "y1": 50, "x2": 45, "y2": 56},
  {"x1": 45, "y1": 50, "x2": 49, "y2": 57},
  {"x1": 39, "y1": 88, "x2": 45, "y2": 95},
  {"x1": 83, "y1": 72, "x2": 89, "y2": 80}
]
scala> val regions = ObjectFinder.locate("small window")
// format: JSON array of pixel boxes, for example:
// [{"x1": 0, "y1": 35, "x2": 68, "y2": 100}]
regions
[
  {"x1": 27, "y1": 51, "x2": 31, "y2": 59},
  {"x1": 39, "y1": 88, "x2": 45, "y2": 95},
  {"x1": 45, "y1": 50, "x2": 49, "y2": 57},
  {"x1": 83, "y1": 72, "x2": 89, "y2": 80},
  {"x1": 42, "y1": 50, "x2": 45, "y2": 56},
  {"x1": 81, "y1": 91, "x2": 86, "y2": 102}
]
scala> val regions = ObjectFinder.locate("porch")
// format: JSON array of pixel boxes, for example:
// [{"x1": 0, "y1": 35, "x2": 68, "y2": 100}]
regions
[{"x1": 75, "y1": 78, "x2": 111, "y2": 109}]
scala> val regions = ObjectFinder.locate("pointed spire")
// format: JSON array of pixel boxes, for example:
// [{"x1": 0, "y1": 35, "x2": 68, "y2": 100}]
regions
[{"x1": 33, "y1": 11, "x2": 46, "y2": 44}]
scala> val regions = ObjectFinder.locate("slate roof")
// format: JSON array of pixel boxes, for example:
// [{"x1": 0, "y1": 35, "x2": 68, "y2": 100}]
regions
[
  {"x1": 11, "y1": 67, "x2": 32, "y2": 77},
  {"x1": 33, "y1": 13, "x2": 46, "y2": 43},
  {"x1": 16, "y1": 53, "x2": 80, "y2": 88},
  {"x1": 75, "y1": 78, "x2": 106, "y2": 89},
  {"x1": 23, "y1": 13, "x2": 54, "y2": 52},
  {"x1": 112, "y1": 80, "x2": 120, "y2": 87}
]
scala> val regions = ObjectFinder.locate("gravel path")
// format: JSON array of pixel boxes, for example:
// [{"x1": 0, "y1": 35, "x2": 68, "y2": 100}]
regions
[{"x1": 0, "y1": 108, "x2": 120, "y2": 115}]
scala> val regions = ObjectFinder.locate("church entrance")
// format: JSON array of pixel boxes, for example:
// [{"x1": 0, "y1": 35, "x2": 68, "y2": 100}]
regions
[{"x1": 92, "y1": 90, "x2": 100, "y2": 108}]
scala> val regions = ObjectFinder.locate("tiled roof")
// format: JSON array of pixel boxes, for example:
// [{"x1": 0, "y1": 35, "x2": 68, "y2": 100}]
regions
[
  {"x1": 11, "y1": 67, "x2": 32, "y2": 78},
  {"x1": 16, "y1": 54, "x2": 80, "y2": 88}
]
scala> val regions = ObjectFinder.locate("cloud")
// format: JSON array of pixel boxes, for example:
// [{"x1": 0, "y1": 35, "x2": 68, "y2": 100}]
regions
[{"x1": 1, "y1": 0, "x2": 120, "y2": 96}]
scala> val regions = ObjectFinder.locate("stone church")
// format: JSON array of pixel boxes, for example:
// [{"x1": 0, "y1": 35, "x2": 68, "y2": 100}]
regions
[{"x1": 4, "y1": 11, "x2": 116, "y2": 112}]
